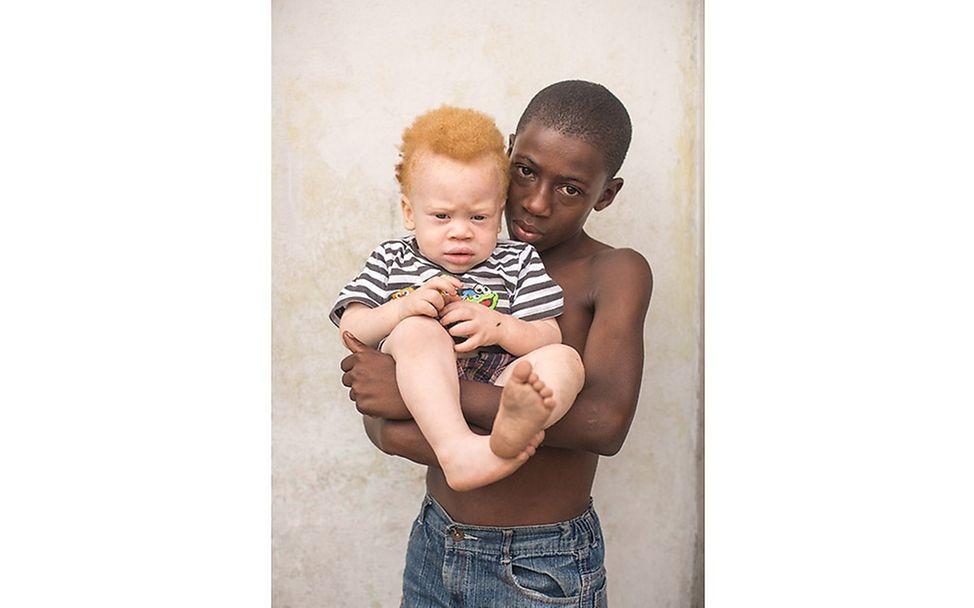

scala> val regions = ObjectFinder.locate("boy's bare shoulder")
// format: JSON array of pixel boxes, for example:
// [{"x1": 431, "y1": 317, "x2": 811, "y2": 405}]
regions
[
  {"x1": 591, "y1": 247, "x2": 653, "y2": 283},
  {"x1": 583, "y1": 247, "x2": 653, "y2": 309}
]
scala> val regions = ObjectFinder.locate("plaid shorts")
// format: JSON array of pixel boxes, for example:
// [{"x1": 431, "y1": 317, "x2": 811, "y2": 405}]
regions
[{"x1": 456, "y1": 350, "x2": 517, "y2": 384}]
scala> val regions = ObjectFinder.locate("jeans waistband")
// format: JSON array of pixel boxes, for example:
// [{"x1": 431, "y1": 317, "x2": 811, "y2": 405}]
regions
[{"x1": 418, "y1": 495, "x2": 602, "y2": 557}]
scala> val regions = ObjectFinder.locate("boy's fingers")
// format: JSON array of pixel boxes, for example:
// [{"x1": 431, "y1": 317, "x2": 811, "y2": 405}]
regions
[{"x1": 342, "y1": 331, "x2": 370, "y2": 353}]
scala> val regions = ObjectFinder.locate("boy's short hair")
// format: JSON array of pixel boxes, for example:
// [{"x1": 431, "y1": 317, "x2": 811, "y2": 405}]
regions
[
  {"x1": 396, "y1": 106, "x2": 509, "y2": 197},
  {"x1": 515, "y1": 80, "x2": 632, "y2": 178}
]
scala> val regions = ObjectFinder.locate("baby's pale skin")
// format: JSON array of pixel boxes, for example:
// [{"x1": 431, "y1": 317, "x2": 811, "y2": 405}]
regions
[{"x1": 339, "y1": 150, "x2": 582, "y2": 491}]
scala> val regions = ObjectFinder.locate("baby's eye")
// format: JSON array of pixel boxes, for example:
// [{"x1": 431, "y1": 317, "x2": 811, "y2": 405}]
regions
[
  {"x1": 472, "y1": 215, "x2": 486, "y2": 221},
  {"x1": 434, "y1": 213, "x2": 449, "y2": 219}
]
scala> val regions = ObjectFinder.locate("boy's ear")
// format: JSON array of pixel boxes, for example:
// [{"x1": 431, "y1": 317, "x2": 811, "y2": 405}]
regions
[
  {"x1": 400, "y1": 196, "x2": 416, "y2": 230},
  {"x1": 594, "y1": 177, "x2": 624, "y2": 212}
]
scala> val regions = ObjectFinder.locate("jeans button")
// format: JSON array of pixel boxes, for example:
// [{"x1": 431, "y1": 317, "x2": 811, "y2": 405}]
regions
[{"x1": 450, "y1": 527, "x2": 464, "y2": 540}]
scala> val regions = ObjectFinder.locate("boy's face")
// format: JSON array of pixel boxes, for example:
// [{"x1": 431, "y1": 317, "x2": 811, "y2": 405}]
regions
[
  {"x1": 506, "y1": 121, "x2": 622, "y2": 253},
  {"x1": 400, "y1": 151, "x2": 504, "y2": 273}
]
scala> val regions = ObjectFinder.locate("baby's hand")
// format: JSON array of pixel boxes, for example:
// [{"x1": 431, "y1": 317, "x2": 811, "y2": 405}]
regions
[
  {"x1": 399, "y1": 275, "x2": 462, "y2": 319},
  {"x1": 438, "y1": 300, "x2": 503, "y2": 353}
]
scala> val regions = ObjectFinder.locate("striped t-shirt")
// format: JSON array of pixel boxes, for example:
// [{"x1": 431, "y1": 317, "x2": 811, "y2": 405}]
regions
[{"x1": 329, "y1": 236, "x2": 563, "y2": 328}]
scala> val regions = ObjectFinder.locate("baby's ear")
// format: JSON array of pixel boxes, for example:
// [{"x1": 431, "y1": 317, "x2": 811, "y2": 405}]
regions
[{"x1": 400, "y1": 196, "x2": 416, "y2": 230}]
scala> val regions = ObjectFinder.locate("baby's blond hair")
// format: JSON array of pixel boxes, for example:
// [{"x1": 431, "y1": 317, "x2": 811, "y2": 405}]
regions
[{"x1": 395, "y1": 106, "x2": 510, "y2": 197}]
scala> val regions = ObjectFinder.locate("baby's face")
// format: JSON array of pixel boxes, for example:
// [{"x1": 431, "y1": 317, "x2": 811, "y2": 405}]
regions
[{"x1": 401, "y1": 152, "x2": 504, "y2": 273}]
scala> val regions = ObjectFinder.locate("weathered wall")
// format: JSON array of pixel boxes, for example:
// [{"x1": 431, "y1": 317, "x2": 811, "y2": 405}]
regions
[{"x1": 272, "y1": 1, "x2": 703, "y2": 605}]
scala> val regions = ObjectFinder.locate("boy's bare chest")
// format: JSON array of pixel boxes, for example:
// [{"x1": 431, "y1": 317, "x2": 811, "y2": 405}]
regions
[{"x1": 548, "y1": 262, "x2": 597, "y2": 353}]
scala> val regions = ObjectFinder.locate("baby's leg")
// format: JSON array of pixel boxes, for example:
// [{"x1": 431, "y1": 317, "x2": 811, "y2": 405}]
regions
[
  {"x1": 382, "y1": 316, "x2": 542, "y2": 491},
  {"x1": 490, "y1": 344, "x2": 585, "y2": 458}
]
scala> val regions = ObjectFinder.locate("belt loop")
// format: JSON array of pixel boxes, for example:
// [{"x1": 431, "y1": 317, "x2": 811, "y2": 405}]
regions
[
  {"x1": 560, "y1": 521, "x2": 572, "y2": 541},
  {"x1": 500, "y1": 529, "x2": 514, "y2": 564}
]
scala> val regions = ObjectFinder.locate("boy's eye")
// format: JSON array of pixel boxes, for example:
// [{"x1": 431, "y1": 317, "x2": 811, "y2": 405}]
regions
[
  {"x1": 515, "y1": 165, "x2": 534, "y2": 177},
  {"x1": 560, "y1": 185, "x2": 582, "y2": 197}
]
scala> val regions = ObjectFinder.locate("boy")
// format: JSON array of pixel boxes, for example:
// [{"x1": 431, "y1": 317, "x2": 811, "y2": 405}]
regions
[
  {"x1": 341, "y1": 81, "x2": 653, "y2": 605},
  {"x1": 331, "y1": 106, "x2": 584, "y2": 492}
]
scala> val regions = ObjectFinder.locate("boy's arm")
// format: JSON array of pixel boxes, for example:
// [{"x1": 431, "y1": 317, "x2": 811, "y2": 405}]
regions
[
  {"x1": 362, "y1": 415, "x2": 438, "y2": 466},
  {"x1": 445, "y1": 249, "x2": 653, "y2": 455},
  {"x1": 543, "y1": 250, "x2": 653, "y2": 455},
  {"x1": 361, "y1": 413, "x2": 494, "y2": 467},
  {"x1": 437, "y1": 302, "x2": 561, "y2": 355},
  {"x1": 343, "y1": 251, "x2": 652, "y2": 458}
]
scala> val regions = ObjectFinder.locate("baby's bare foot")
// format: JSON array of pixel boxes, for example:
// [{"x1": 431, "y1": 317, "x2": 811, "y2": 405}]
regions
[{"x1": 491, "y1": 360, "x2": 556, "y2": 458}]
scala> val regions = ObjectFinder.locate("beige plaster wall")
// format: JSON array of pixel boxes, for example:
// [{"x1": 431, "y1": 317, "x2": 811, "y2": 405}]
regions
[{"x1": 272, "y1": 1, "x2": 703, "y2": 606}]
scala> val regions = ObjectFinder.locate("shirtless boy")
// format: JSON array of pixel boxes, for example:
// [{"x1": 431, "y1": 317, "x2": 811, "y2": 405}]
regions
[{"x1": 341, "y1": 81, "x2": 653, "y2": 605}]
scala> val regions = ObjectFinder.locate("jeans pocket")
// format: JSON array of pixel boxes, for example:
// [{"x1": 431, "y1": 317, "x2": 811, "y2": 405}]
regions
[
  {"x1": 593, "y1": 584, "x2": 607, "y2": 608},
  {"x1": 504, "y1": 552, "x2": 582, "y2": 603},
  {"x1": 590, "y1": 570, "x2": 608, "y2": 608}
]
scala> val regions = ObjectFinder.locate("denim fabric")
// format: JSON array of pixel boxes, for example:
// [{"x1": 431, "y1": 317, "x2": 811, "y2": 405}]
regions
[{"x1": 401, "y1": 495, "x2": 608, "y2": 607}]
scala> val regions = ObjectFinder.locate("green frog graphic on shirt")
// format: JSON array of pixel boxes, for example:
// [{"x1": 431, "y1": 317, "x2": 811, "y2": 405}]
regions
[{"x1": 457, "y1": 284, "x2": 498, "y2": 309}]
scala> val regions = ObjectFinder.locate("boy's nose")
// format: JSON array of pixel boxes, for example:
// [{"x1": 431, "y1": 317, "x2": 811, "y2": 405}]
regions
[{"x1": 521, "y1": 189, "x2": 552, "y2": 217}]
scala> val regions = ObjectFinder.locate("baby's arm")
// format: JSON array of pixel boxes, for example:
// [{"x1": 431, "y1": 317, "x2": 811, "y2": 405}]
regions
[
  {"x1": 495, "y1": 316, "x2": 560, "y2": 355},
  {"x1": 339, "y1": 275, "x2": 461, "y2": 347},
  {"x1": 437, "y1": 301, "x2": 561, "y2": 356}
]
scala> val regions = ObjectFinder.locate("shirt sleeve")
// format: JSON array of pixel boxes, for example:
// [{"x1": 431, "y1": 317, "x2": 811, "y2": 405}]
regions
[
  {"x1": 329, "y1": 243, "x2": 392, "y2": 327},
  {"x1": 509, "y1": 244, "x2": 564, "y2": 321}
]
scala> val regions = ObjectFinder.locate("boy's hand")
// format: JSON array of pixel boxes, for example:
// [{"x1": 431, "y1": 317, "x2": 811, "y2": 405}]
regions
[
  {"x1": 340, "y1": 332, "x2": 410, "y2": 419},
  {"x1": 438, "y1": 300, "x2": 504, "y2": 353},
  {"x1": 398, "y1": 275, "x2": 462, "y2": 320}
]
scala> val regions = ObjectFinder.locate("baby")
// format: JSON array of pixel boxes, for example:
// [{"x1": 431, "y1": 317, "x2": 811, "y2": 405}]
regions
[{"x1": 331, "y1": 106, "x2": 583, "y2": 491}]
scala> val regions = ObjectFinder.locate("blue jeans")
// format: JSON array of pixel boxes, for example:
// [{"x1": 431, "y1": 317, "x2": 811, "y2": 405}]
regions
[{"x1": 401, "y1": 495, "x2": 608, "y2": 607}]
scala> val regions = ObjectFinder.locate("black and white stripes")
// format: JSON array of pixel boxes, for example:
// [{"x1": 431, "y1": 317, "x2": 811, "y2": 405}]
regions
[{"x1": 330, "y1": 237, "x2": 563, "y2": 327}]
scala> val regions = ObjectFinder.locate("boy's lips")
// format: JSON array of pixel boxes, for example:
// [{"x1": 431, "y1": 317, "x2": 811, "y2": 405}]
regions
[{"x1": 510, "y1": 218, "x2": 543, "y2": 242}]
